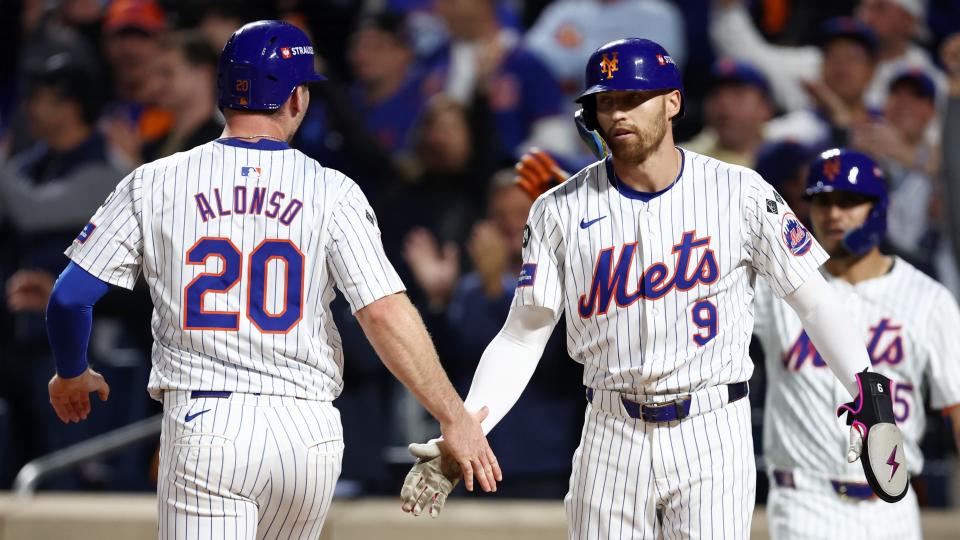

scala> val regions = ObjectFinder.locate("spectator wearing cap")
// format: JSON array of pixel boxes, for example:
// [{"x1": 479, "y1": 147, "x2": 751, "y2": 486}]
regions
[
  {"x1": 682, "y1": 59, "x2": 774, "y2": 167},
  {"x1": 524, "y1": 0, "x2": 686, "y2": 98},
  {"x1": 0, "y1": 51, "x2": 129, "y2": 486},
  {"x1": 99, "y1": 0, "x2": 173, "y2": 166},
  {"x1": 139, "y1": 31, "x2": 224, "y2": 163},
  {"x1": 346, "y1": 12, "x2": 430, "y2": 157},
  {"x1": 425, "y1": 0, "x2": 577, "y2": 160},
  {"x1": 765, "y1": 18, "x2": 881, "y2": 150},
  {"x1": 753, "y1": 141, "x2": 818, "y2": 226},
  {"x1": 857, "y1": 68, "x2": 955, "y2": 286},
  {"x1": 711, "y1": 0, "x2": 948, "y2": 119}
]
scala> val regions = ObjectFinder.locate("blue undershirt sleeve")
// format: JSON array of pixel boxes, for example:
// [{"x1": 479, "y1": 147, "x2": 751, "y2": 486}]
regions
[{"x1": 45, "y1": 262, "x2": 112, "y2": 378}]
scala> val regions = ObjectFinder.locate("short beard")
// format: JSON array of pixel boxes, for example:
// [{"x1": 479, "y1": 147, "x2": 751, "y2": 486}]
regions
[{"x1": 602, "y1": 104, "x2": 669, "y2": 165}]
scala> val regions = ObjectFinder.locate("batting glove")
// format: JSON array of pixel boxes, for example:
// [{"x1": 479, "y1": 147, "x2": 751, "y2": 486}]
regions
[{"x1": 400, "y1": 440, "x2": 460, "y2": 518}]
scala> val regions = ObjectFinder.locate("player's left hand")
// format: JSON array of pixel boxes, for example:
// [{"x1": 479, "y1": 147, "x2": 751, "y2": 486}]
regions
[
  {"x1": 48, "y1": 368, "x2": 110, "y2": 423},
  {"x1": 836, "y1": 369, "x2": 908, "y2": 503},
  {"x1": 400, "y1": 440, "x2": 461, "y2": 518}
]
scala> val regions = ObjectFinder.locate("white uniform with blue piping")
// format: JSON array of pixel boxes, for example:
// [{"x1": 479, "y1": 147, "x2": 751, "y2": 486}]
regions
[
  {"x1": 65, "y1": 137, "x2": 404, "y2": 538},
  {"x1": 515, "y1": 149, "x2": 828, "y2": 538}
]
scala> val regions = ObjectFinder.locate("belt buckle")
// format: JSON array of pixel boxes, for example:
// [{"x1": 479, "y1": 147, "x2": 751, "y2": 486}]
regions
[{"x1": 642, "y1": 395, "x2": 691, "y2": 423}]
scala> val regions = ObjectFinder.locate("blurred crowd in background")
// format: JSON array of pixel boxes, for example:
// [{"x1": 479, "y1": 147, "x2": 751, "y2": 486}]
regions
[{"x1": 1, "y1": 0, "x2": 960, "y2": 506}]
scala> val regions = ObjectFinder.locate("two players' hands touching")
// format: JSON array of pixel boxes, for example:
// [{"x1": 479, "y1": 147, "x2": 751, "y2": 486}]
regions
[
  {"x1": 48, "y1": 368, "x2": 110, "y2": 424},
  {"x1": 438, "y1": 406, "x2": 501, "y2": 493}
]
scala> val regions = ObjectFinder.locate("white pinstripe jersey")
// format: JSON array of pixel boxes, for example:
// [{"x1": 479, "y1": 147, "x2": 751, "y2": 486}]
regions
[
  {"x1": 65, "y1": 138, "x2": 404, "y2": 401},
  {"x1": 514, "y1": 149, "x2": 828, "y2": 395},
  {"x1": 755, "y1": 258, "x2": 960, "y2": 476}
]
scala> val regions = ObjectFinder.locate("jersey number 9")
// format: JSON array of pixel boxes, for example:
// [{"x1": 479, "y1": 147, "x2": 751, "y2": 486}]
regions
[{"x1": 183, "y1": 237, "x2": 304, "y2": 333}]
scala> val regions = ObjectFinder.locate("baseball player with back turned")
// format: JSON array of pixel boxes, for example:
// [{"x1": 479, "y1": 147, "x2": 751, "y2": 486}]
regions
[
  {"x1": 755, "y1": 148, "x2": 960, "y2": 539},
  {"x1": 43, "y1": 20, "x2": 500, "y2": 539},
  {"x1": 401, "y1": 38, "x2": 908, "y2": 538}
]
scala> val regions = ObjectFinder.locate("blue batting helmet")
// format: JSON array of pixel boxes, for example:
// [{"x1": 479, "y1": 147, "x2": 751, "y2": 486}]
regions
[
  {"x1": 217, "y1": 20, "x2": 325, "y2": 111},
  {"x1": 804, "y1": 148, "x2": 888, "y2": 256},
  {"x1": 575, "y1": 38, "x2": 684, "y2": 130}
]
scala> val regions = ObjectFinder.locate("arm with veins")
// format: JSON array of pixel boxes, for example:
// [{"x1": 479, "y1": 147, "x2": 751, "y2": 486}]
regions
[
  {"x1": 463, "y1": 305, "x2": 558, "y2": 435},
  {"x1": 783, "y1": 270, "x2": 870, "y2": 398}
]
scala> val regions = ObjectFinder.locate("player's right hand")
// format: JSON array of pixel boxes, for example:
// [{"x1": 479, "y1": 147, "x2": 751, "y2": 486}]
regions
[
  {"x1": 437, "y1": 406, "x2": 502, "y2": 493},
  {"x1": 48, "y1": 368, "x2": 110, "y2": 423}
]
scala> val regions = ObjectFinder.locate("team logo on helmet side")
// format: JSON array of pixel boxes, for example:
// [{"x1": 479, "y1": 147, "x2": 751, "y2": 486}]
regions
[
  {"x1": 600, "y1": 52, "x2": 619, "y2": 79},
  {"x1": 781, "y1": 213, "x2": 812, "y2": 256},
  {"x1": 823, "y1": 157, "x2": 842, "y2": 181}
]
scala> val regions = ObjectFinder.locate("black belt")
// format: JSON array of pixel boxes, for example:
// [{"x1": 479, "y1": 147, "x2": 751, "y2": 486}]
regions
[
  {"x1": 585, "y1": 382, "x2": 748, "y2": 423},
  {"x1": 191, "y1": 391, "x2": 233, "y2": 398},
  {"x1": 773, "y1": 469, "x2": 876, "y2": 500}
]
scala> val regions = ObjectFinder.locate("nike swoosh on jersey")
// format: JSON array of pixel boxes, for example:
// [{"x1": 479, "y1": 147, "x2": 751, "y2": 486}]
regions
[
  {"x1": 184, "y1": 409, "x2": 211, "y2": 422},
  {"x1": 580, "y1": 216, "x2": 607, "y2": 229}
]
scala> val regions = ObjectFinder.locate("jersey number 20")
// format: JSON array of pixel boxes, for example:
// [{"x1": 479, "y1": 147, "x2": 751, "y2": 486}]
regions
[{"x1": 183, "y1": 237, "x2": 304, "y2": 333}]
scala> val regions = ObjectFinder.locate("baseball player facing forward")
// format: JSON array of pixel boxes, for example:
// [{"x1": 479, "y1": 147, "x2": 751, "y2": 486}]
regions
[
  {"x1": 756, "y1": 149, "x2": 960, "y2": 539},
  {"x1": 401, "y1": 38, "x2": 907, "y2": 538},
  {"x1": 44, "y1": 20, "x2": 500, "y2": 539}
]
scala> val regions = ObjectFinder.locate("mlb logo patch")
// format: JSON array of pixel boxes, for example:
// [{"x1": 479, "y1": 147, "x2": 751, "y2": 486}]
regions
[
  {"x1": 280, "y1": 47, "x2": 292, "y2": 59},
  {"x1": 75, "y1": 222, "x2": 96, "y2": 244},
  {"x1": 518, "y1": 263, "x2": 537, "y2": 287},
  {"x1": 241, "y1": 166, "x2": 262, "y2": 179},
  {"x1": 781, "y1": 213, "x2": 812, "y2": 256}
]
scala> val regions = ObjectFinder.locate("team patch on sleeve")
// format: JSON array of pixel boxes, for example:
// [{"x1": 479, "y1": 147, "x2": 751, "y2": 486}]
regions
[
  {"x1": 518, "y1": 263, "x2": 537, "y2": 287},
  {"x1": 75, "y1": 222, "x2": 97, "y2": 244},
  {"x1": 781, "y1": 213, "x2": 812, "y2": 256}
]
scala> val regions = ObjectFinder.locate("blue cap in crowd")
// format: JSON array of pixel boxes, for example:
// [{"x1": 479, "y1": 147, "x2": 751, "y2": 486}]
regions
[
  {"x1": 755, "y1": 140, "x2": 818, "y2": 189},
  {"x1": 710, "y1": 58, "x2": 772, "y2": 101},
  {"x1": 818, "y1": 17, "x2": 879, "y2": 58},
  {"x1": 888, "y1": 68, "x2": 937, "y2": 102}
]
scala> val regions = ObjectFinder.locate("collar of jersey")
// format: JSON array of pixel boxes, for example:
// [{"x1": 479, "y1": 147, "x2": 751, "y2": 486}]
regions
[
  {"x1": 215, "y1": 137, "x2": 290, "y2": 151},
  {"x1": 604, "y1": 148, "x2": 685, "y2": 202}
]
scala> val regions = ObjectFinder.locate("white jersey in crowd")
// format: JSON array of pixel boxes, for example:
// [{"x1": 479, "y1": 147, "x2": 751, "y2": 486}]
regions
[
  {"x1": 516, "y1": 149, "x2": 829, "y2": 394},
  {"x1": 755, "y1": 257, "x2": 960, "y2": 478},
  {"x1": 65, "y1": 138, "x2": 404, "y2": 402}
]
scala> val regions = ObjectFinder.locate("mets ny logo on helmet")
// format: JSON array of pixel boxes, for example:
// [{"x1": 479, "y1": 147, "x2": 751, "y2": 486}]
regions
[{"x1": 600, "y1": 52, "x2": 619, "y2": 79}]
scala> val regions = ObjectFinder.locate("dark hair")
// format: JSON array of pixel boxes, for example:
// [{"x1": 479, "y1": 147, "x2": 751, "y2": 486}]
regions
[
  {"x1": 160, "y1": 31, "x2": 219, "y2": 70},
  {"x1": 356, "y1": 11, "x2": 411, "y2": 47},
  {"x1": 29, "y1": 53, "x2": 104, "y2": 124}
]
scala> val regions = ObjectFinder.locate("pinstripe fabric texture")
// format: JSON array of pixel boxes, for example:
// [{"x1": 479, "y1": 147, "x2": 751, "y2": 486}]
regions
[
  {"x1": 755, "y1": 257, "x2": 960, "y2": 538},
  {"x1": 513, "y1": 149, "x2": 827, "y2": 538},
  {"x1": 64, "y1": 139, "x2": 404, "y2": 538}
]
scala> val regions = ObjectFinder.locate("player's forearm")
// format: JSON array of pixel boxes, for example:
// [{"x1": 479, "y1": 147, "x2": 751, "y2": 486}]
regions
[
  {"x1": 45, "y1": 263, "x2": 111, "y2": 377},
  {"x1": 784, "y1": 273, "x2": 870, "y2": 397},
  {"x1": 463, "y1": 305, "x2": 555, "y2": 434},
  {"x1": 356, "y1": 293, "x2": 464, "y2": 424}
]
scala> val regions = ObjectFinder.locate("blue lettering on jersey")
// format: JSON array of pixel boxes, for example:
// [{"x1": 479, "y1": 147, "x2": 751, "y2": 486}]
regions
[
  {"x1": 578, "y1": 230, "x2": 719, "y2": 318},
  {"x1": 192, "y1": 188, "x2": 302, "y2": 225},
  {"x1": 783, "y1": 317, "x2": 904, "y2": 370},
  {"x1": 518, "y1": 263, "x2": 537, "y2": 287}
]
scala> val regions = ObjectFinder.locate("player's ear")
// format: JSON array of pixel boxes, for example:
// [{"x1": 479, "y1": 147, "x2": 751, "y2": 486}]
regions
[
  {"x1": 665, "y1": 90, "x2": 681, "y2": 121},
  {"x1": 288, "y1": 85, "x2": 309, "y2": 119}
]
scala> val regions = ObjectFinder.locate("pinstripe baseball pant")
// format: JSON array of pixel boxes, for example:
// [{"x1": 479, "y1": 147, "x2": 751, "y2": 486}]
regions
[{"x1": 158, "y1": 391, "x2": 343, "y2": 539}]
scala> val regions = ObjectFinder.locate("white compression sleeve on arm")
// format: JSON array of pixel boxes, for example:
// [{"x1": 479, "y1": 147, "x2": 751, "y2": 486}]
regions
[
  {"x1": 463, "y1": 305, "x2": 558, "y2": 435},
  {"x1": 783, "y1": 272, "x2": 870, "y2": 398}
]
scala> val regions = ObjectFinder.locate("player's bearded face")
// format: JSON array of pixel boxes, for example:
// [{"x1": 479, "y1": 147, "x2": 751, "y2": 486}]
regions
[
  {"x1": 595, "y1": 91, "x2": 671, "y2": 164},
  {"x1": 809, "y1": 192, "x2": 874, "y2": 257}
]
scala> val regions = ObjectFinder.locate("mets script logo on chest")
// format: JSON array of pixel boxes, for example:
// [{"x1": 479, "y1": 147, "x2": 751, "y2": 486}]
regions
[
  {"x1": 783, "y1": 317, "x2": 904, "y2": 370},
  {"x1": 578, "y1": 231, "x2": 719, "y2": 318}
]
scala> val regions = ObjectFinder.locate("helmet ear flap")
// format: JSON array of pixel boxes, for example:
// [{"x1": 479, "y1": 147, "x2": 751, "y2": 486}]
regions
[{"x1": 582, "y1": 100, "x2": 599, "y2": 132}]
